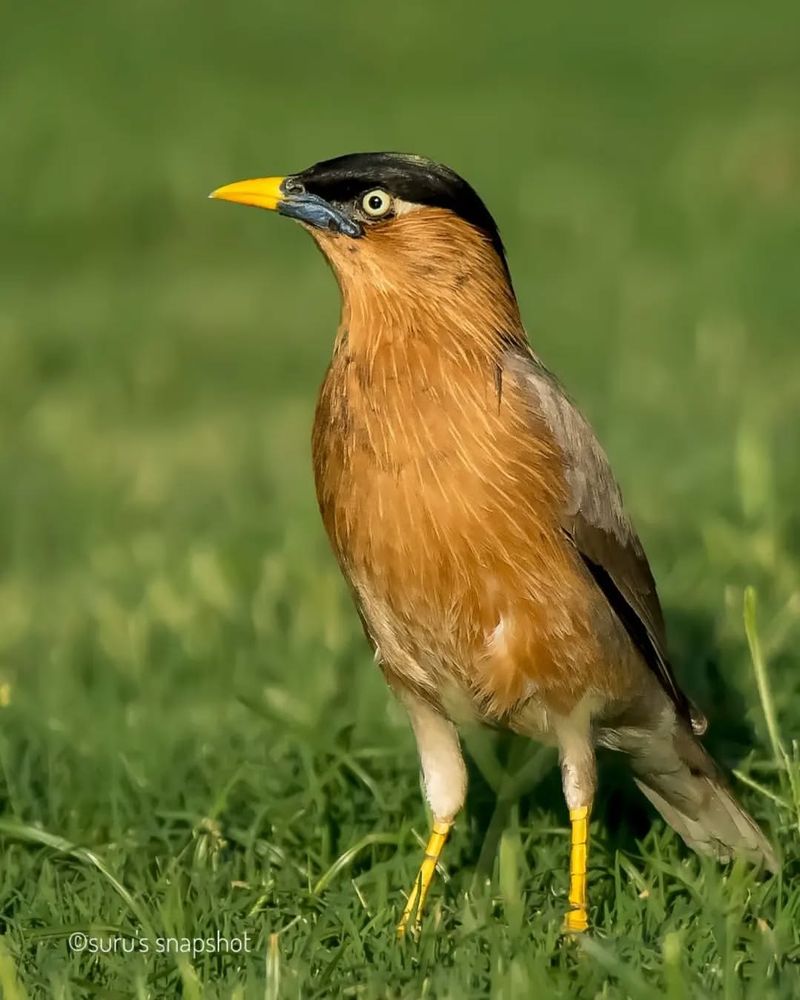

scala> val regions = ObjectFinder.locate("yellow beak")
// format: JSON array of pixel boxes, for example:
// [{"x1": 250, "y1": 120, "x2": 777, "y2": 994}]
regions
[{"x1": 208, "y1": 176, "x2": 286, "y2": 211}]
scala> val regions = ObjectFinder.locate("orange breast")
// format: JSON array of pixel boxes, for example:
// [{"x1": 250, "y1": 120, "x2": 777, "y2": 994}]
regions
[{"x1": 313, "y1": 332, "x2": 618, "y2": 719}]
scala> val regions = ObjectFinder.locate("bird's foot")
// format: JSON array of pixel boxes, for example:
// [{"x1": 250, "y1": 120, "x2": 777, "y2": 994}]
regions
[{"x1": 396, "y1": 820, "x2": 451, "y2": 939}]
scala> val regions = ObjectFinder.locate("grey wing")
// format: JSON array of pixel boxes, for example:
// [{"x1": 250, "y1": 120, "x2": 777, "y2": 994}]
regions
[{"x1": 505, "y1": 347, "x2": 706, "y2": 734}]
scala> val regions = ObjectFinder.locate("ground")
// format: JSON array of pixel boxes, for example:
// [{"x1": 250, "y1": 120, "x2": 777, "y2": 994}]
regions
[{"x1": 0, "y1": 1, "x2": 799, "y2": 996}]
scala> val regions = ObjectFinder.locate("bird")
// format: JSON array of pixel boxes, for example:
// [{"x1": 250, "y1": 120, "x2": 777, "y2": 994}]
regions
[{"x1": 210, "y1": 152, "x2": 778, "y2": 936}]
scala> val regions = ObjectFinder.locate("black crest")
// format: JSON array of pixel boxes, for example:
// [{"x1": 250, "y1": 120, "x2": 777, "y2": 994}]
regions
[{"x1": 295, "y1": 152, "x2": 506, "y2": 263}]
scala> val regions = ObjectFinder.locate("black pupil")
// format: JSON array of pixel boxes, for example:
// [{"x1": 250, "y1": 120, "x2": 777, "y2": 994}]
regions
[{"x1": 368, "y1": 194, "x2": 384, "y2": 211}]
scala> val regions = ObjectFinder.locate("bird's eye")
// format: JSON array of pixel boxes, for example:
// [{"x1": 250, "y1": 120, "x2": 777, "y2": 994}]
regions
[{"x1": 361, "y1": 189, "x2": 393, "y2": 218}]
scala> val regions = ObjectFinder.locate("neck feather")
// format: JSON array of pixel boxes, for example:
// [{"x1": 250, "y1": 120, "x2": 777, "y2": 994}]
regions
[{"x1": 314, "y1": 210, "x2": 526, "y2": 364}]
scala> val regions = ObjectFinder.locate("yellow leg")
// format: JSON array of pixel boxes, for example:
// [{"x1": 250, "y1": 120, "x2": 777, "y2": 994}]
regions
[
  {"x1": 396, "y1": 820, "x2": 452, "y2": 937},
  {"x1": 564, "y1": 805, "x2": 590, "y2": 933}
]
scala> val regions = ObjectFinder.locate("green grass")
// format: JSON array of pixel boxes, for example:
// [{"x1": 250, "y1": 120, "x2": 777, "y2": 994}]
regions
[{"x1": 1, "y1": 1, "x2": 799, "y2": 995}]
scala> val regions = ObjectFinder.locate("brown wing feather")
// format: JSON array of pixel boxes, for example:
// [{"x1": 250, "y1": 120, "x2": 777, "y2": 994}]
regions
[{"x1": 505, "y1": 347, "x2": 706, "y2": 733}]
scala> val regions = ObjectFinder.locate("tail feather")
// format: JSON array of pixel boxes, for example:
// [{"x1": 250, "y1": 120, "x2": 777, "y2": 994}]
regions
[
  {"x1": 608, "y1": 720, "x2": 778, "y2": 872},
  {"x1": 634, "y1": 773, "x2": 778, "y2": 871}
]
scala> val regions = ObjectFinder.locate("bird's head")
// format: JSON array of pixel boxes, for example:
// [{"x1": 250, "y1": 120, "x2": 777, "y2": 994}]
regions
[{"x1": 210, "y1": 152, "x2": 512, "y2": 301}]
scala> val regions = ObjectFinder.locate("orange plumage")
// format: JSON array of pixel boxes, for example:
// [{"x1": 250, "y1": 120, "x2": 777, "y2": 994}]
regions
[{"x1": 312, "y1": 209, "x2": 635, "y2": 720}]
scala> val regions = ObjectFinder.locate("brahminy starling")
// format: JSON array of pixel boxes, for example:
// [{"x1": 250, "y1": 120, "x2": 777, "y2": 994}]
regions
[{"x1": 210, "y1": 153, "x2": 777, "y2": 935}]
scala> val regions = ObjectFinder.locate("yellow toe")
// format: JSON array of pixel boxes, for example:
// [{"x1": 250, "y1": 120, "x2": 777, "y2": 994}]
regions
[{"x1": 396, "y1": 820, "x2": 451, "y2": 939}]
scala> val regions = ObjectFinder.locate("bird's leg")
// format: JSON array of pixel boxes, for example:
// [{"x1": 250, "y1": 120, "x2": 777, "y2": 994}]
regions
[
  {"x1": 558, "y1": 722, "x2": 597, "y2": 934},
  {"x1": 396, "y1": 692, "x2": 467, "y2": 937},
  {"x1": 397, "y1": 819, "x2": 452, "y2": 936},
  {"x1": 565, "y1": 804, "x2": 591, "y2": 933}
]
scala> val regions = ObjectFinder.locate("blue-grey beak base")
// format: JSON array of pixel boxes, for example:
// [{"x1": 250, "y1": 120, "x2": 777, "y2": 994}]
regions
[{"x1": 278, "y1": 193, "x2": 362, "y2": 238}]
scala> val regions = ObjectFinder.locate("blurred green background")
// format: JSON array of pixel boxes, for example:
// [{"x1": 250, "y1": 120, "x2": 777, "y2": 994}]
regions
[{"x1": 0, "y1": 1, "x2": 799, "y2": 996}]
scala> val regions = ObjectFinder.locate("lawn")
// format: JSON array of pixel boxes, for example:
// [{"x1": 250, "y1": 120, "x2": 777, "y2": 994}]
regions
[{"x1": 0, "y1": 1, "x2": 799, "y2": 996}]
